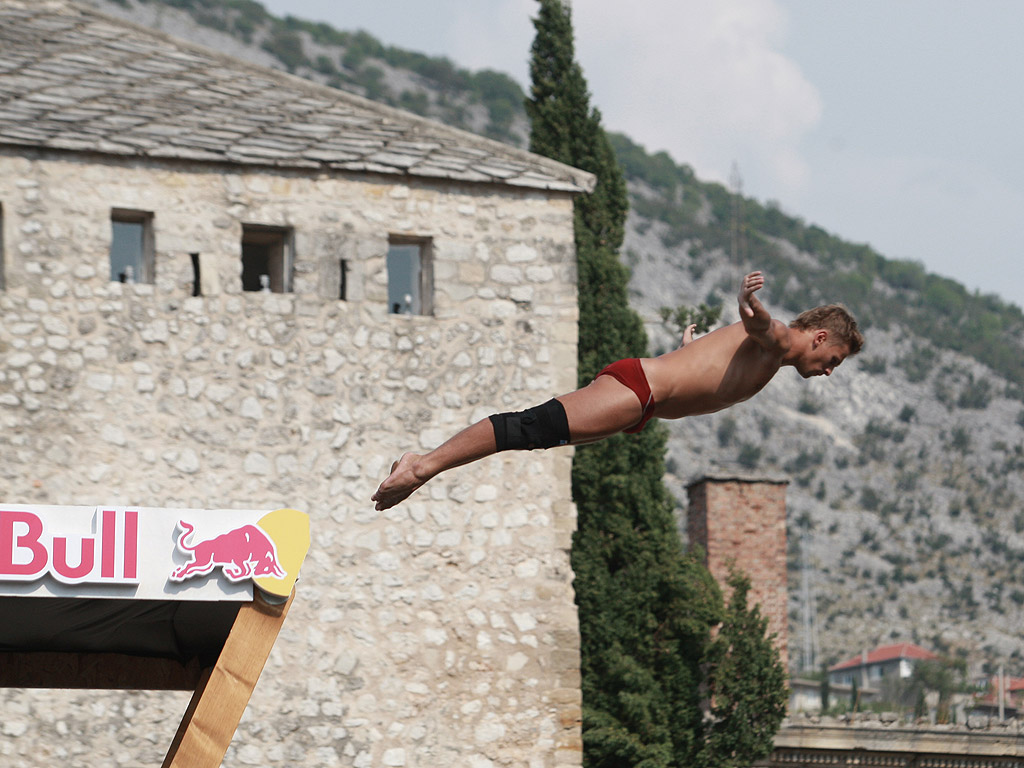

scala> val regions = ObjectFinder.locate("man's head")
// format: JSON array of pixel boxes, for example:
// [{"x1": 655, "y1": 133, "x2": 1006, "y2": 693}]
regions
[
  {"x1": 790, "y1": 304, "x2": 863, "y2": 354},
  {"x1": 788, "y1": 304, "x2": 863, "y2": 378}
]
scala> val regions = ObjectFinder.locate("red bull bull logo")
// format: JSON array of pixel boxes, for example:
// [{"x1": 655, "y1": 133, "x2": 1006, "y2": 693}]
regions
[{"x1": 170, "y1": 520, "x2": 286, "y2": 583}]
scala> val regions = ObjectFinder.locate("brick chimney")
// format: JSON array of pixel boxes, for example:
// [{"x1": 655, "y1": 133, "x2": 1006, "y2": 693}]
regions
[{"x1": 686, "y1": 474, "x2": 789, "y2": 670}]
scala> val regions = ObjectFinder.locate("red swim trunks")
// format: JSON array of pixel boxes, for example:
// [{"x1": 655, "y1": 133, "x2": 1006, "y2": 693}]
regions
[{"x1": 596, "y1": 358, "x2": 655, "y2": 434}]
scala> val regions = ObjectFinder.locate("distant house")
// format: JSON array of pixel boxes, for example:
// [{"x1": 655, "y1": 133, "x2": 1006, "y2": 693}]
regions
[
  {"x1": 789, "y1": 676, "x2": 878, "y2": 713},
  {"x1": 971, "y1": 674, "x2": 1024, "y2": 718},
  {"x1": 829, "y1": 643, "x2": 938, "y2": 689}
]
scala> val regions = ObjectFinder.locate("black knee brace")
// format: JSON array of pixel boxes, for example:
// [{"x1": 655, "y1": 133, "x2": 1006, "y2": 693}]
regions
[{"x1": 489, "y1": 398, "x2": 570, "y2": 452}]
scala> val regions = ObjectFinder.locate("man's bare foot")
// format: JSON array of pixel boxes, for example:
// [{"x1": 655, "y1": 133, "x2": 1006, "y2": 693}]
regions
[{"x1": 372, "y1": 453, "x2": 428, "y2": 511}]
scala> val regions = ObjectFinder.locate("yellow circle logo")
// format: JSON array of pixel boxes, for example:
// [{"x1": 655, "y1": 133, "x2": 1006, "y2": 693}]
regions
[{"x1": 253, "y1": 508, "x2": 310, "y2": 598}]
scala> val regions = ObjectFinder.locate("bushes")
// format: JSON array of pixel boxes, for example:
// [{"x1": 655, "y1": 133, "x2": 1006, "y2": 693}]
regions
[
  {"x1": 905, "y1": 344, "x2": 937, "y2": 383},
  {"x1": 261, "y1": 27, "x2": 307, "y2": 72},
  {"x1": 859, "y1": 356, "x2": 888, "y2": 374},
  {"x1": 956, "y1": 375, "x2": 992, "y2": 409},
  {"x1": 737, "y1": 442, "x2": 762, "y2": 469}
]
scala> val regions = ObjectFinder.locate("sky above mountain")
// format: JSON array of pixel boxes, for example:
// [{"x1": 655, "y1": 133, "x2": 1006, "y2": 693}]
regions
[{"x1": 257, "y1": 0, "x2": 1024, "y2": 310}]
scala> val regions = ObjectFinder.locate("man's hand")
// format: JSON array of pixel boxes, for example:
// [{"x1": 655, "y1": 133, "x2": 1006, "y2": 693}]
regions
[
  {"x1": 679, "y1": 323, "x2": 697, "y2": 348},
  {"x1": 738, "y1": 271, "x2": 765, "y2": 318},
  {"x1": 737, "y1": 270, "x2": 788, "y2": 352}
]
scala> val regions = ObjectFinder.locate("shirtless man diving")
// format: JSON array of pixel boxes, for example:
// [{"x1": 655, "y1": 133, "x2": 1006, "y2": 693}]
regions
[{"x1": 372, "y1": 271, "x2": 863, "y2": 511}]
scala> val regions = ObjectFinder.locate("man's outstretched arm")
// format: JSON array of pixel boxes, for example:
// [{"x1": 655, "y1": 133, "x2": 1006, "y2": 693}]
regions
[{"x1": 738, "y1": 271, "x2": 789, "y2": 352}]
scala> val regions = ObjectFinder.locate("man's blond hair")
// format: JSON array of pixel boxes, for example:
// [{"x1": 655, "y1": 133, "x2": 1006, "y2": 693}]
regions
[{"x1": 789, "y1": 304, "x2": 864, "y2": 354}]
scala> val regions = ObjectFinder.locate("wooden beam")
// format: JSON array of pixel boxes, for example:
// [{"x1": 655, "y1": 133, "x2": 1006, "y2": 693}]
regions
[
  {"x1": 162, "y1": 591, "x2": 293, "y2": 768},
  {"x1": 161, "y1": 666, "x2": 214, "y2": 768}
]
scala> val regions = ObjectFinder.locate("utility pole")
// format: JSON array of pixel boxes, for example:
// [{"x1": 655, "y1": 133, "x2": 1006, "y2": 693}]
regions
[
  {"x1": 999, "y1": 664, "x2": 1005, "y2": 721},
  {"x1": 799, "y1": 528, "x2": 819, "y2": 672},
  {"x1": 729, "y1": 161, "x2": 746, "y2": 265}
]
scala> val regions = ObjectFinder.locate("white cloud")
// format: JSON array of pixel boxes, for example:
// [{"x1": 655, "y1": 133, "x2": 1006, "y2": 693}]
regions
[{"x1": 572, "y1": 0, "x2": 822, "y2": 192}]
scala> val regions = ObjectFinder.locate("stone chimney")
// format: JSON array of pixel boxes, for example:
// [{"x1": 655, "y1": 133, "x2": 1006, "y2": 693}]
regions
[{"x1": 686, "y1": 474, "x2": 790, "y2": 671}]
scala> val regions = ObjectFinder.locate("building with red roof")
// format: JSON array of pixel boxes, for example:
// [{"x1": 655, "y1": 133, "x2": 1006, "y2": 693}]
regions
[
  {"x1": 971, "y1": 674, "x2": 1024, "y2": 718},
  {"x1": 828, "y1": 643, "x2": 938, "y2": 689}
]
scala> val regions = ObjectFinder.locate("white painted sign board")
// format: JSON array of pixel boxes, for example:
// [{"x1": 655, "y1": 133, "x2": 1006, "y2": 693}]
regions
[{"x1": 0, "y1": 505, "x2": 309, "y2": 601}]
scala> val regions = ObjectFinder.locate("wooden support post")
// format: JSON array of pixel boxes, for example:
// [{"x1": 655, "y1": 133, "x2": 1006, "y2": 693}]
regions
[{"x1": 161, "y1": 591, "x2": 293, "y2": 768}]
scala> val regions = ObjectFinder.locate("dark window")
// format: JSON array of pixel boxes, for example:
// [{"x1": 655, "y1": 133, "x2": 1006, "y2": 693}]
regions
[
  {"x1": 241, "y1": 225, "x2": 292, "y2": 293},
  {"x1": 110, "y1": 209, "x2": 154, "y2": 283},
  {"x1": 190, "y1": 253, "x2": 201, "y2": 297},
  {"x1": 339, "y1": 258, "x2": 348, "y2": 301},
  {"x1": 387, "y1": 237, "x2": 432, "y2": 315}
]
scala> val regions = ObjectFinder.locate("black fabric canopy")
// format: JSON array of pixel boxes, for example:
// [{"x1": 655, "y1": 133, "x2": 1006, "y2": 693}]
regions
[{"x1": 0, "y1": 597, "x2": 239, "y2": 667}]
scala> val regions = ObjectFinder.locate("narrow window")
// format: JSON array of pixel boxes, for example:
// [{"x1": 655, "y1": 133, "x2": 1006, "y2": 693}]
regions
[
  {"x1": 339, "y1": 258, "x2": 348, "y2": 301},
  {"x1": 387, "y1": 237, "x2": 433, "y2": 315},
  {"x1": 241, "y1": 224, "x2": 292, "y2": 293},
  {"x1": 110, "y1": 209, "x2": 154, "y2": 283},
  {"x1": 190, "y1": 253, "x2": 201, "y2": 297}
]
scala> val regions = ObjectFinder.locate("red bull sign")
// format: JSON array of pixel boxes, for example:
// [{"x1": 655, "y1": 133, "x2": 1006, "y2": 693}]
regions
[
  {"x1": 0, "y1": 505, "x2": 309, "y2": 601},
  {"x1": 0, "y1": 507, "x2": 139, "y2": 585}
]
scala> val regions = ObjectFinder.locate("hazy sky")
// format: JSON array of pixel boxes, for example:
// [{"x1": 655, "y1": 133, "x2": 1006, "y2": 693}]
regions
[{"x1": 258, "y1": 0, "x2": 1024, "y2": 310}]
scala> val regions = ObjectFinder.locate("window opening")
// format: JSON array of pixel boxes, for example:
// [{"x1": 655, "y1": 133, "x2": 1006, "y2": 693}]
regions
[
  {"x1": 190, "y1": 253, "x2": 201, "y2": 297},
  {"x1": 339, "y1": 258, "x2": 348, "y2": 301},
  {"x1": 241, "y1": 225, "x2": 292, "y2": 293},
  {"x1": 110, "y1": 209, "x2": 154, "y2": 283},
  {"x1": 387, "y1": 238, "x2": 432, "y2": 315}
]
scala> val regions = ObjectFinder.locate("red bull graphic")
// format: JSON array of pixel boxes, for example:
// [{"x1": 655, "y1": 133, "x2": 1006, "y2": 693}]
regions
[{"x1": 171, "y1": 520, "x2": 286, "y2": 583}]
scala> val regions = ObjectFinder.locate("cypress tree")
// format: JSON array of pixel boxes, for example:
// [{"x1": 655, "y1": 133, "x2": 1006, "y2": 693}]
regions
[
  {"x1": 699, "y1": 571, "x2": 788, "y2": 768},
  {"x1": 526, "y1": 0, "x2": 633, "y2": 381},
  {"x1": 526, "y1": 2, "x2": 787, "y2": 767},
  {"x1": 527, "y1": 2, "x2": 719, "y2": 765}
]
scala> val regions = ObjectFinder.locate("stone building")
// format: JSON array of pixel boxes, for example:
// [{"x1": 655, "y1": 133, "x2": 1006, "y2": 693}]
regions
[
  {"x1": 687, "y1": 475, "x2": 790, "y2": 670},
  {"x1": 0, "y1": 1, "x2": 593, "y2": 766}
]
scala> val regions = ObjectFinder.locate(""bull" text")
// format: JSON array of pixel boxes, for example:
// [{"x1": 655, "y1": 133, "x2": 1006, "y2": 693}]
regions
[{"x1": 0, "y1": 508, "x2": 139, "y2": 584}]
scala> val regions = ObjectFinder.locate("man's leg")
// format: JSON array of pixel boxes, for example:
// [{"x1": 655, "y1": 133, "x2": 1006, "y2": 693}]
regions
[
  {"x1": 372, "y1": 419, "x2": 498, "y2": 511},
  {"x1": 371, "y1": 375, "x2": 644, "y2": 510},
  {"x1": 559, "y1": 374, "x2": 647, "y2": 443}
]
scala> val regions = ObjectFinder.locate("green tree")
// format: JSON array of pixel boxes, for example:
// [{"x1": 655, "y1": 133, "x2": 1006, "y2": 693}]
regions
[
  {"x1": 526, "y1": 2, "x2": 785, "y2": 766},
  {"x1": 261, "y1": 26, "x2": 306, "y2": 72},
  {"x1": 699, "y1": 571, "x2": 788, "y2": 768},
  {"x1": 659, "y1": 302, "x2": 723, "y2": 339},
  {"x1": 911, "y1": 658, "x2": 968, "y2": 723},
  {"x1": 526, "y1": 0, "x2": 633, "y2": 383}
]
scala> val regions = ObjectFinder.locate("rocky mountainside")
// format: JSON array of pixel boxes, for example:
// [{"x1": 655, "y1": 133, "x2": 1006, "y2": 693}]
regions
[{"x1": 80, "y1": 0, "x2": 1024, "y2": 678}]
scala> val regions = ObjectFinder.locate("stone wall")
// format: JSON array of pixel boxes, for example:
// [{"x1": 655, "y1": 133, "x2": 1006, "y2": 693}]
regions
[
  {"x1": 764, "y1": 717, "x2": 1024, "y2": 768},
  {"x1": 0, "y1": 149, "x2": 583, "y2": 768}
]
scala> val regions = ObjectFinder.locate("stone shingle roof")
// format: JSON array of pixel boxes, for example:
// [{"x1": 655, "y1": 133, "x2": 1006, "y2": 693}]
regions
[{"x1": 0, "y1": 0, "x2": 595, "y2": 193}]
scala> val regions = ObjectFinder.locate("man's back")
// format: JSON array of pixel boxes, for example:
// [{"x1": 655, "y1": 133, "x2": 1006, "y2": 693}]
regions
[{"x1": 643, "y1": 321, "x2": 787, "y2": 420}]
